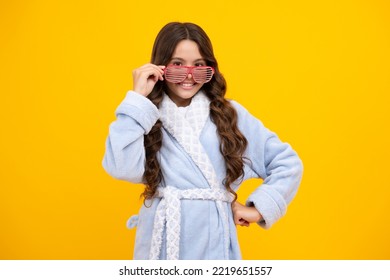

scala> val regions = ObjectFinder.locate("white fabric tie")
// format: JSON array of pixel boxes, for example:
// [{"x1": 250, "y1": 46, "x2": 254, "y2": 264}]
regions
[{"x1": 149, "y1": 186, "x2": 234, "y2": 260}]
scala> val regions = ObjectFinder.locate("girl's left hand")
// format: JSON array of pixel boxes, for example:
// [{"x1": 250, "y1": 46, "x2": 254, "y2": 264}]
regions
[{"x1": 232, "y1": 201, "x2": 263, "y2": 227}]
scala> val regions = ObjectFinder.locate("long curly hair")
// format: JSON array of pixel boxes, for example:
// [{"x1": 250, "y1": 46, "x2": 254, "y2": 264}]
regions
[{"x1": 142, "y1": 22, "x2": 248, "y2": 201}]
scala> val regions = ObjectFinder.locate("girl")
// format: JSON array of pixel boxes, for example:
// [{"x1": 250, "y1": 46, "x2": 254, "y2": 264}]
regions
[{"x1": 103, "y1": 22, "x2": 303, "y2": 260}]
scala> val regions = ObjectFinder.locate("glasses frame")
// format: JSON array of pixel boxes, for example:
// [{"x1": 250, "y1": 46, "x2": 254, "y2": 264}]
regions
[{"x1": 163, "y1": 65, "x2": 215, "y2": 84}]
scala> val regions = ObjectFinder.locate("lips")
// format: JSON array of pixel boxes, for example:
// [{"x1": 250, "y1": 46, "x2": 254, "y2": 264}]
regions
[{"x1": 179, "y1": 82, "x2": 196, "y2": 89}]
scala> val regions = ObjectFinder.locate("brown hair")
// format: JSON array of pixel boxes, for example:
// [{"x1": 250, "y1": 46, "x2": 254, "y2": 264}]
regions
[{"x1": 143, "y1": 22, "x2": 247, "y2": 201}]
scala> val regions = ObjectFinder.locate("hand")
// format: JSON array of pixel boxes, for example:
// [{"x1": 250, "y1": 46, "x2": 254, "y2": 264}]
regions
[
  {"x1": 132, "y1": 64, "x2": 165, "y2": 97},
  {"x1": 232, "y1": 201, "x2": 262, "y2": 227}
]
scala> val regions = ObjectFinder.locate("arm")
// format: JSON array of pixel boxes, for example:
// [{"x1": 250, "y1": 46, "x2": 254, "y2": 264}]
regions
[
  {"x1": 102, "y1": 90, "x2": 159, "y2": 183},
  {"x1": 231, "y1": 101, "x2": 303, "y2": 229}
]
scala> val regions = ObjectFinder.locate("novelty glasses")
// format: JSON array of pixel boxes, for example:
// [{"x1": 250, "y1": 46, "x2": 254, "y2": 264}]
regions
[{"x1": 164, "y1": 65, "x2": 215, "y2": 84}]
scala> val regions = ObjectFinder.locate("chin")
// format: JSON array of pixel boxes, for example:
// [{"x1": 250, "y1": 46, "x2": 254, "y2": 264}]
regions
[{"x1": 166, "y1": 83, "x2": 203, "y2": 106}]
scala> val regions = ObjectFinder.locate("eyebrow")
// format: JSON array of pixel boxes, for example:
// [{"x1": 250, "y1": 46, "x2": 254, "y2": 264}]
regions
[{"x1": 170, "y1": 57, "x2": 206, "y2": 63}]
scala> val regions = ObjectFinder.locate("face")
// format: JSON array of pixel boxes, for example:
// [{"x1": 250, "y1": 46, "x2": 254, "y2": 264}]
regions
[{"x1": 165, "y1": 40, "x2": 206, "y2": 107}]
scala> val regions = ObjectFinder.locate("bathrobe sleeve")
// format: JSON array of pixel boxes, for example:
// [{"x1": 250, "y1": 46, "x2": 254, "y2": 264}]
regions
[
  {"x1": 102, "y1": 90, "x2": 159, "y2": 183},
  {"x1": 231, "y1": 101, "x2": 303, "y2": 229}
]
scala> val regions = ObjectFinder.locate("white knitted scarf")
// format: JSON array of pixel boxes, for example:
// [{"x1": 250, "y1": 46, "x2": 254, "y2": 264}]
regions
[{"x1": 148, "y1": 91, "x2": 232, "y2": 260}]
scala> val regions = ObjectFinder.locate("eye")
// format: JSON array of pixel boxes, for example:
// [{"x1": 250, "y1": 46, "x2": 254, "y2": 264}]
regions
[
  {"x1": 195, "y1": 62, "x2": 205, "y2": 67},
  {"x1": 171, "y1": 61, "x2": 182, "y2": 66}
]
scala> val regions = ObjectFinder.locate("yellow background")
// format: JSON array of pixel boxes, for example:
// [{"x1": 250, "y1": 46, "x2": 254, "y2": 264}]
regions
[{"x1": 1, "y1": 0, "x2": 389, "y2": 259}]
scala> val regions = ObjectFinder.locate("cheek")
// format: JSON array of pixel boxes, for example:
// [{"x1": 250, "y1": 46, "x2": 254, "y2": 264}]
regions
[{"x1": 165, "y1": 82, "x2": 175, "y2": 92}]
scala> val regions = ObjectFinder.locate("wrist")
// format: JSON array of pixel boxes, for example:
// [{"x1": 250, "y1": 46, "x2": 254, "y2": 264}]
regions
[{"x1": 133, "y1": 88, "x2": 148, "y2": 97}]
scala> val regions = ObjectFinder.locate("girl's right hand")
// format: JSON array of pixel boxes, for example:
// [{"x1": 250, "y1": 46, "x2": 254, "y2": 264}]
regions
[{"x1": 132, "y1": 64, "x2": 165, "y2": 97}]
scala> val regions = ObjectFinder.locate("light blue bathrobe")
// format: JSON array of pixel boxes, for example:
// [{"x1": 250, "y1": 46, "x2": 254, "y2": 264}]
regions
[{"x1": 102, "y1": 90, "x2": 303, "y2": 259}]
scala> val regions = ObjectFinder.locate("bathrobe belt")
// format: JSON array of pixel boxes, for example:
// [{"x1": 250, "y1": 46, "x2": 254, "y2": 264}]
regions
[{"x1": 149, "y1": 185, "x2": 234, "y2": 260}]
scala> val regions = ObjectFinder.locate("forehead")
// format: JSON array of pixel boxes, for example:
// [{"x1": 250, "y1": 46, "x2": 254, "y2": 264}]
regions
[{"x1": 171, "y1": 40, "x2": 203, "y2": 61}]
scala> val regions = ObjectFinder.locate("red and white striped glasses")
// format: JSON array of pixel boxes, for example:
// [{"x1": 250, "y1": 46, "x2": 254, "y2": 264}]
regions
[{"x1": 164, "y1": 65, "x2": 215, "y2": 84}]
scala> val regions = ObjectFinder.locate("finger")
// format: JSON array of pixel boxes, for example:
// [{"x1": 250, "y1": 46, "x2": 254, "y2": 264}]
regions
[
  {"x1": 135, "y1": 68, "x2": 162, "y2": 82},
  {"x1": 235, "y1": 219, "x2": 249, "y2": 227},
  {"x1": 132, "y1": 65, "x2": 165, "y2": 96},
  {"x1": 148, "y1": 66, "x2": 164, "y2": 81},
  {"x1": 143, "y1": 64, "x2": 165, "y2": 74},
  {"x1": 158, "y1": 65, "x2": 165, "y2": 80},
  {"x1": 239, "y1": 218, "x2": 250, "y2": 227},
  {"x1": 136, "y1": 64, "x2": 163, "y2": 75}
]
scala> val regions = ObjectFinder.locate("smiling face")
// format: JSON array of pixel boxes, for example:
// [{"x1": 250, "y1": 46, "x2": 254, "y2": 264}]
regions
[{"x1": 165, "y1": 40, "x2": 206, "y2": 107}]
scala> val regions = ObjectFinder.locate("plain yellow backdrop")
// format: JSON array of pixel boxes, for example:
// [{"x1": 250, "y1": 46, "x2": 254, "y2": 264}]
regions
[{"x1": 1, "y1": 0, "x2": 389, "y2": 259}]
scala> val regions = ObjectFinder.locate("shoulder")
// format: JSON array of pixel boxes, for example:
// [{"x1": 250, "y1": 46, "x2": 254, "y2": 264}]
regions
[
  {"x1": 227, "y1": 99, "x2": 261, "y2": 125},
  {"x1": 226, "y1": 98, "x2": 273, "y2": 137},
  {"x1": 228, "y1": 99, "x2": 248, "y2": 113}
]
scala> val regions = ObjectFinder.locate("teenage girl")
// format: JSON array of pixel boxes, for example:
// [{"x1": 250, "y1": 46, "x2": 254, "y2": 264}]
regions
[{"x1": 103, "y1": 22, "x2": 303, "y2": 260}]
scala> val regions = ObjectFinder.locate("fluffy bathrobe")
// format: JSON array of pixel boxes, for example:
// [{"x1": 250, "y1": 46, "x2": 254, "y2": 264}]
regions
[{"x1": 102, "y1": 90, "x2": 303, "y2": 260}]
